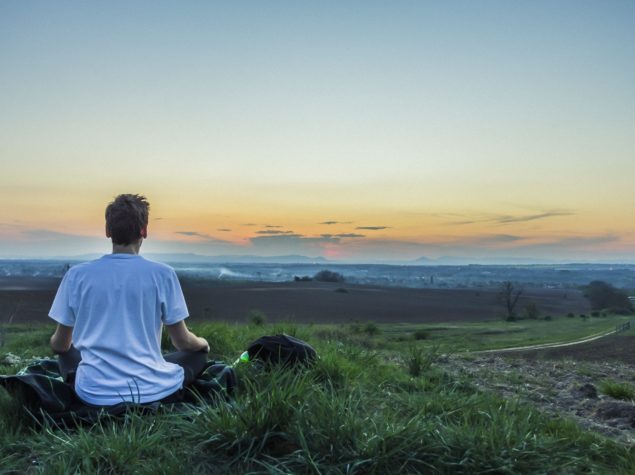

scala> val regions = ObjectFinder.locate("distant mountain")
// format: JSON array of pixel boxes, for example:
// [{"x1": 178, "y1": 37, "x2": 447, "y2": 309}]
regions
[{"x1": 409, "y1": 256, "x2": 470, "y2": 265}]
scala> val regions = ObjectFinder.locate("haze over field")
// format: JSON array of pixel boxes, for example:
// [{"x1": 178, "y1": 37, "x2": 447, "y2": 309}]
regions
[{"x1": 1, "y1": 1, "x2": 634, "y2": 263}]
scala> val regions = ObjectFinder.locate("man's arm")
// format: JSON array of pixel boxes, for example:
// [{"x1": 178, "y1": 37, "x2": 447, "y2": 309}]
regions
[
  {"x1": 166, "y1": 321, "x2": 209, "y2": 352},
  {"x1": 50, "y1": 324, "x2": 73, "y2": 354}
]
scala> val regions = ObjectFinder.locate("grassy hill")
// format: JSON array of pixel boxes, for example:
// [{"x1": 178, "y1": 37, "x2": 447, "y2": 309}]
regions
[{"x1": 1, "y1": 317, "x2": 634, "y2": 473}]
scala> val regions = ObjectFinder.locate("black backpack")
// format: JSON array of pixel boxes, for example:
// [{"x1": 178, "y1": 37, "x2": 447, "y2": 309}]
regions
[{"x1": 247, "y1": 334, "x2": 317, "y2": 366}]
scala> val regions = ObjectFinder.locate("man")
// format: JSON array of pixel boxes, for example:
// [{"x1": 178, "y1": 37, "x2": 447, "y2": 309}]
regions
[{"x1": 48, "y1": 194, "x2": 209, "y2": 406}]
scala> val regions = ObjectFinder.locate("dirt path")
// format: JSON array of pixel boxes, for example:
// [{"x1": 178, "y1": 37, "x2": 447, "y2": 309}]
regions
[{"x1": 475, "y1": 328, "x2": 620, "y2": 354}]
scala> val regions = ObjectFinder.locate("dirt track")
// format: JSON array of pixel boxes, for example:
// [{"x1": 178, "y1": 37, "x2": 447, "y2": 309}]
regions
[{"x1": 507, "y1": 334, "x2": 635, "y2": 365}]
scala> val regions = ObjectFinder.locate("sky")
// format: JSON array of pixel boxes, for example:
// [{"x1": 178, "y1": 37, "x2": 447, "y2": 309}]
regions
[{"x1": 1, "y1": 1, "x2": 634, "y2": 263}]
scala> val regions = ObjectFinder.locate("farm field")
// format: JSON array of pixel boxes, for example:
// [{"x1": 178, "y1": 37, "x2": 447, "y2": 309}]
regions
[
  {"x1": 1, "y1": 317, "x2": 634, "y2": 473},
  {"x1": 0, "y1": 278, "x2": 591, "y2": 324}
]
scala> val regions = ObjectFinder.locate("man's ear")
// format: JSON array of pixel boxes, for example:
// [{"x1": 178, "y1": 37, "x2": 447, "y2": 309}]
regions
[
  {"x1": 141, "y1": 226, "x2": 148, "y2": 239},
  {"x1": 105, "y1": 224, "x2": 111, "y2": 238}
]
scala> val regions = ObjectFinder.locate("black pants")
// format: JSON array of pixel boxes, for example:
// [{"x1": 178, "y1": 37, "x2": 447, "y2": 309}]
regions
[{"x1": 57, "y1": 346, "x2": 208, "y2": 403}]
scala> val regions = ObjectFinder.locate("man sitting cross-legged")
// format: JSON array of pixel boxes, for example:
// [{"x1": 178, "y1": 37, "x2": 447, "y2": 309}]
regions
[{"x1": 48, "y1": 193, "x2": 209, "y2": 406}]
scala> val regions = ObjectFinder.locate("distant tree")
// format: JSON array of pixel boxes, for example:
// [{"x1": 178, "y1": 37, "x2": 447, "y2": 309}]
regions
[
  {"x1": 499, "y1": 281, "x2": 523, "y2": 320},
  {"x1": 523, "y1": 302, "x2": 540, "y2": 320},
  {"x1": 583, "y1": 281, "x2": 633, "y2": 314},
  {"x1": 314, "y1": 270, "x2": 345, "y2": 283}
]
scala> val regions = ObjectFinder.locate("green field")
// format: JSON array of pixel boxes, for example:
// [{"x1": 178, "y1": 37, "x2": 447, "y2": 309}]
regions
[{"x1": 1, "y1": 316, "x2": 634, "y2": 473}]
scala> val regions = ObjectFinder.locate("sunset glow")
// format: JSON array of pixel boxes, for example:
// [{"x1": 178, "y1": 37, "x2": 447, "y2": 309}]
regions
[{"x1": 1, "y1": 1, "x2": 634, "y2": 262}]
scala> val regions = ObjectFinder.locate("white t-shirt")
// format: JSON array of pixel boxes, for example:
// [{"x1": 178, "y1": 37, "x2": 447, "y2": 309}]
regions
[{"x1": 48, "y1": 254, "x2": 189, "y2": 406}]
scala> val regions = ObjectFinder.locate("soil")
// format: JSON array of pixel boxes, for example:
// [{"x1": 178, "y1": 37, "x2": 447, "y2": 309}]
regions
[
  {"x1": 0, "y1": 278, "x2": 590, "y2": 325},
  {"x1": 438, "y1": 353, "x2": 635, "y2": 444},
  {"x1": 510, "y1": 335, "x2": 635, "y2": 365}
]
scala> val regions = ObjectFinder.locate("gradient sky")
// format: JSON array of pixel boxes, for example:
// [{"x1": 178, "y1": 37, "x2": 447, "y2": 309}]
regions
[{"x1": 1, "y1": 1, "x2": 634, "y2": 262}]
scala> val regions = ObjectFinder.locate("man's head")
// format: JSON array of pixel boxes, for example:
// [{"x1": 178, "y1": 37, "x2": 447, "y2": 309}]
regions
[{"x1": 105, "y1": 194, "x2": 150, "y2": 245}]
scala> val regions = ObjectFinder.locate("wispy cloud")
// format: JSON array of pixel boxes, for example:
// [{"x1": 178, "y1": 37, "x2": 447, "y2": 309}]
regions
[
  {"x1": 242, "y1": 223, "x2": 258, "y2": 226},
  {"x1": 356, "y1": 226, "x2": 390, "y2": 231},
  {"x1": 264, "y1": 225, "x2": 283, "y2": 228},
  {"x1": 250, "y1": 233, "x2": 340, "y2": 253},
  {"x1": 174, "y1": 231, "x2": 230, "y2": 243},
  {"x1": 496, "y1": 211, "x2": 575, "y2": 224},
  {"x1": 457, "y1": 234, "x2": 526, "y2": 246},
  {"x1": 532, "y1": 234, "x2": 619, "y2": 248},
  {"x1": 255, "y1": 230, "x2": 294, "y2": 235},
  {"x1": 217, "y1": 228, "x2": 231, "y2": 232},
  {"x1": 321, "y1": 233, "x2": 366, "y2": 238},
  {"x1": 449, "y1": 210, "x2": 574, "y2": 226},
  {"x1": 319, "y1": 220, "x2": 353, "y2": 225}
]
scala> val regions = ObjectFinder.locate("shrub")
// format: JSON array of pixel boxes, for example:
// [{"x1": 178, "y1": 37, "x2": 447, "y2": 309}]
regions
[
  {"x1": 583, "y1": 281, "x2": 633, "y2": 313},
  {"x1": 567, "y1": 313, "x2": 575, "y2": 318},
  {"x1": 406, "y1": 345, "x2": 437, "y2": 377},
  {"x1": 313, "y1": 270, "x2": 345, "y2": 283},
  {"x1": 523, "y1": 302, "x2": 540, "y2": 320},
  {"x1": 600, "y1": 380, "x2": 635, "y2": 401},
  {"x1": 591, "y1": 311, "x2": 600, "y2": 318},
  {"x1": 362, "y1": 322, "x2": 379, "y2": 336},
  {"x1": 579, "y1": 314, "x2": 588, "y2": 321},
  {"x1": 247, "y1": 309, "x2": 267, "y2": 326},
  {"x1": 413, "y1": 330, "x2": 429, "y2": 340},
  {"x1": 544, "y1": 315, "x2": 552, "y2": 321}
]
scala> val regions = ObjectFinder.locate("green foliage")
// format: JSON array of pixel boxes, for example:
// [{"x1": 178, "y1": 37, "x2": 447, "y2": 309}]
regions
[
  {"x1": 405, "y1": 345, "x2": 437, "y2": 377},
  {"x1": 349, "y1": 321, "x2": 380, "y2": 336},
  {"x1": 313, "y1": 269, "x2": 345, "y2": 283},
  {"x1": 600, "y1": 380, "x2": 635, "y2": 401},
  {"x1": 412, "y1": 330, "x2": 429, "y2": 340},
  {"x1": 523, "y1": 302, "x2": 540, "y2": 320},
  {"x1": 247, "y1": 309, "x2": 267, "y2": 326},
  {"x1": 1, "y1": 322, "x2": 634, "y2": 473},
  {"x1": 583, "y1": 281, "x2": 633, "y2": 313}
]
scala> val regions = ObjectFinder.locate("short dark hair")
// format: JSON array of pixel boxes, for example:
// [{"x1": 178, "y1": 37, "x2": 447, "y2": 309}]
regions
[{"x1": 105, "y1": 194, "x2": 150, "y2": 245}]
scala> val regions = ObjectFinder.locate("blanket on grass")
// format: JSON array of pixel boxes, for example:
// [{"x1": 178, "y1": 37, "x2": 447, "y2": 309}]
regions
[{"x1": 0, "y1": 359, "x2": 236, "y2": 426}]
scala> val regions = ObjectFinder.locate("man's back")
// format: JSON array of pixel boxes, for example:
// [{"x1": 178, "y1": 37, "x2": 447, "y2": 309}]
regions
[{"x1": 49, "y1": 254, "x2": 189, "y2": 405}]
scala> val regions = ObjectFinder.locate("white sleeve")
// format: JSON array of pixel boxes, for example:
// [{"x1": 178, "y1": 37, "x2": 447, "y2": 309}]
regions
[
  {"x1": 48, "y1": 271, "x2": 76, "y2": 327},
  {"x1": 161, "y1": 269, "x2": 189, "y2": 325}
]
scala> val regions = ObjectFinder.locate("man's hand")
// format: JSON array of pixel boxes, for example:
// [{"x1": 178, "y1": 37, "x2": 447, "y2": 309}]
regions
[
  {"x1": 198, "y1": 337, "x2": 210, "y2": 353},
  {"x1": 167, "y1": 321, "x2": 209, "y2": 352}
]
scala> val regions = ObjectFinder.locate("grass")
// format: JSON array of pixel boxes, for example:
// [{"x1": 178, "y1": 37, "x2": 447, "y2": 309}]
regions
[
  {"x1": 0, "y1": 318, "x2": 634, "y2": 473},
  {"x1": 381, "y1": 314, "x2": 631, "y2": 353},
  {"x1": 600, "y1": 380, "x2": 635, "y2": 401}
]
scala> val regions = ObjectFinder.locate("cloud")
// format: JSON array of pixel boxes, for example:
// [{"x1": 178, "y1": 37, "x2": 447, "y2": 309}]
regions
[
  {"x1": 21, "y1": 229, "x2": 86, "y2": 240},
  {"x1": 496, "y1": 211, "x2": 575, "y2": 224},
  {"x1": 356, "y1": 226, "x2": 390, "y2": 231},
  {"x1": 217, "y1": 228, "x2": 231, "y2": 232},
  {"x1": 0, "y1": 227, "x2": 106, "y2": 258},
  {"x1": 174, "y1": 231, "x2": 230, "y2": 243},
  {"x1": 449, "y1": 210, "x2": 575, "y2": 226},
  {"x1": 319, "y1": 221, "x2": 353, "y2": 225},
  {"x1": 249, "y1": 233, "x2": 341, "y2": 253},
  {"x1": 255, "y1": 230, "x2": 294, "y2": 235},
  {"x1": 264, "y1": 225, "x2": 283, "y2": 228},
  {"x1": 242, "y1": 223, "x2": 258, "y2": 226},
  {"x1": 320, "y1": 233, "x2": 366, "y2": 238},
  {"x1": 459, "y1": 234, "x2": 526, "y2": 246},
  {"x1": 531, "y1": 235, "x2": 619, "y2": 248}
]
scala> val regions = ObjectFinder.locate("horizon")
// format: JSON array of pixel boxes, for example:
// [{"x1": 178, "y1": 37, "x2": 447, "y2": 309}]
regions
[
  {"x1": 2, "y1": 251, "x2": 635, "y2": 267},
  {"x1": 2, "y1": 2, "x2": 634, "y2": 262}
]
